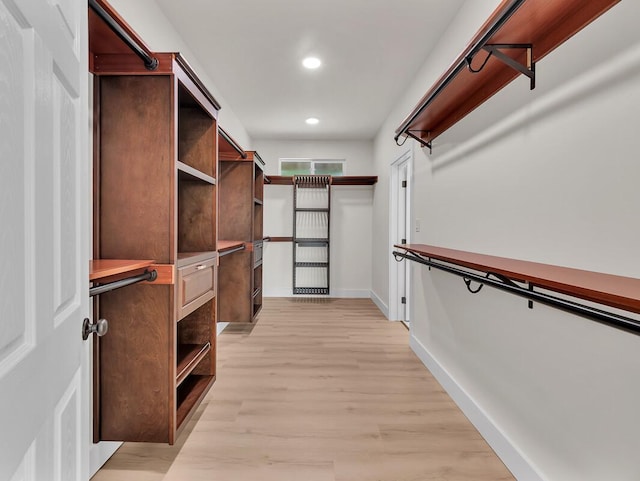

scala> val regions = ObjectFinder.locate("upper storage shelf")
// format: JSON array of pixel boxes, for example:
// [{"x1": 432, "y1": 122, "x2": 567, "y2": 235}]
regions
[
  {"x1": 394, "y1": 0, "x2": 620, "y2": 150},
  {"x1": 266, "y1": 176, "x2": 377, "y2": 186}
]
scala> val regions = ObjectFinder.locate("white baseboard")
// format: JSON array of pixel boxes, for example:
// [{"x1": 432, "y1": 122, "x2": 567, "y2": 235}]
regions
[
  {"x1": 90, "y1": 441, "x2": 121, "y2": 478},
  {"x1": 409, "y1": 335, "x2": 544, "y2": 481},
  {"x1": 263, "y1": 288, "x2": 371, "y2": 299},
  {"x1": 217, "y1": 322, "x2": 229, "y2": 335},
  {"x1": 370, "y1": 290, "x2": 389, "y2": 318}
]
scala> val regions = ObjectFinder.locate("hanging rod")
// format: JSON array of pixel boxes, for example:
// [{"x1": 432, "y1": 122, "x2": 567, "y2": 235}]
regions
[
  {"x1": 89, "y1": 0, "x2": 159, "y2": 71},
  {"x1": 394, "y1": 0, "x2": 526, "y2": 146},
  {"x1": 218, "y1": 245, "x2": 245, "y2": 257},
  {"x1": 90, "y1": 269, "x2": 157, "y2": 297},
  {"x1": 393, "y1": 250, "x2": 640, "y2": 336}
]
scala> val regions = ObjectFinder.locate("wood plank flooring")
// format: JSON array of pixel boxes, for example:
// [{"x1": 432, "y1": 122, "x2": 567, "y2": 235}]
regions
[{"x1": 92, "y1": 298, "x2": 514, "y2": 481}]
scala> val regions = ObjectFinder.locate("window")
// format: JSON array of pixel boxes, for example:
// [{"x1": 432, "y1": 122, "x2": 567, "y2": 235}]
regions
[{"x1": 279, "y1": 158, "x2": 345, "y2": 176}]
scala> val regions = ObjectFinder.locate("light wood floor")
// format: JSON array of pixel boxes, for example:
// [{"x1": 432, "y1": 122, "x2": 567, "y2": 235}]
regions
[{"x1": 92, "y1": 298, "x2": 514, "y2": 481}]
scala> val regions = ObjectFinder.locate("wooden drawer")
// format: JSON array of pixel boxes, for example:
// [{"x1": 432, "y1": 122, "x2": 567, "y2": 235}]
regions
[{"x1": 177, "y1": 256, "x2": 216, "y2": 320}]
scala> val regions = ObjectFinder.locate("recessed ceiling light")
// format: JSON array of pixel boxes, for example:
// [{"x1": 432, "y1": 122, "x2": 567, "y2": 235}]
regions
[
  {"x1": 306, "y1": 117, "x2": 320, "y2": 125},
  {"x1": 302, "y1": 57, "x2": 322, "y2": 69}
]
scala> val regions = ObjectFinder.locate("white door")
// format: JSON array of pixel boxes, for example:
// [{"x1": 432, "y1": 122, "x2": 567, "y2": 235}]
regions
[{"x1": 0, "y1": 0, "x2": 89, "y2": 480}]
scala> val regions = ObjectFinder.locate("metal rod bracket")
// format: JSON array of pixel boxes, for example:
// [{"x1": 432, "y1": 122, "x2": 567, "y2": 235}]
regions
[{"x1": 468, "y1": 44, "x2": 536, "y2": 90}]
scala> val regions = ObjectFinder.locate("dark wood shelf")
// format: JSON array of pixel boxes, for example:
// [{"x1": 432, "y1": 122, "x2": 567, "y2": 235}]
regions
[
  {"x1": 395, "y1": 0, "x2": 620, "y2": 148},
  {"x1": 176, "y1": 375, "x2": 215, "y2": 432},
  {"x1": 90, "y1": 259, "x2": 154, "y2": 281},
  {"x1": 218, "y1": 240, "x2": 246, "y2": 256},
  {"x1": 264, "y1": 236, "x2": 293, "y2": 243},
  {"x1": 177, "y1": 161, "x2": 216, "y2": 185},
  {"x1": 176, "y1": 251, "x2": 218, "y2": 268},
  {"x1": 176, "y1": 343, "x2": 211, "y2": 387},
  {"x1": 266, "y1": 175, "x2": 378, "y2": 186},
  {"x1": 395, "y1": 244, "x2": 640, "y2": 314}
]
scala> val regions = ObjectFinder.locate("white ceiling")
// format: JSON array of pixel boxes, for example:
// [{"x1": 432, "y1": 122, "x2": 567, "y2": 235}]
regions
[{"x1": 154, "y1": 0, "x2": 466, "y2": 141}]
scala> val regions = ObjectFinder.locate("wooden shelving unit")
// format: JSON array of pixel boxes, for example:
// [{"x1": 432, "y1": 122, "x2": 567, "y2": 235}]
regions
[
  {"x1": 217, "y1": 128, "x2": 265, "y2": 322},
  {"x1": 266, "y1": 175, "x2": 377, "y2": 185},
  {"x1": 395, "y1": 0, "x2": 620, "y2": 149},
  {"x1": 394, "y1": 244, "x2": 640, "y2": 334},
  {"x1": 90, "y1": 1, "x2": 220, "y2": 444}
]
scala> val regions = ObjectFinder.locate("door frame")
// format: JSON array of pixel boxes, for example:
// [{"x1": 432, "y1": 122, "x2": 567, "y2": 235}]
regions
[{"x1": 389, "y1": 149, "x2": 413, "y2": 323}]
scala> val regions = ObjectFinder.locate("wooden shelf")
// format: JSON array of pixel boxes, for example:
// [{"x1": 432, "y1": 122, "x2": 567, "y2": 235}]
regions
[
  {"x1": 90, "y1": 259, "x2": 154, "y2": 281},
  {"x1": 395, "y1": 0, "x2": 620, "y2": 149},
  {"x1": 218, "y1": 240, "x2": 245, "y2": 255},
  {"x1": 395, "y1": 244, "x2": 640, "y2": 314},
  {"x1": 176, "y1": 343, "x2": 211, "y2": 387},
  {"x1": 176, "y1": 375, "x2": 215, "y2": 431},
  {"x1": 177, "y1": 161, "x2": 215, "y2": 185},
  {"x1": 266, "y1": 175, "x2": 377, "y2": 185},
  {"x1": 176, "y1": 251, "x2": 218, "y2": 268}
]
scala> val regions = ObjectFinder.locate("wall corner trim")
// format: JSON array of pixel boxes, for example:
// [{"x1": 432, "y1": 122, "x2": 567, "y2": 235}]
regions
[
  {"x1": 370, "y1": 290, "x2": 389, "y2": 318},
  {"x1": 409, "y1": 334, "x2": 545, "y2": 481}
]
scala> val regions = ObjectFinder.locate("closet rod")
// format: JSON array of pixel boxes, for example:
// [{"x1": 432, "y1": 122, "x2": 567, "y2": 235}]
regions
[
  {"x1": 219, "y1": 245, "x2": 245, "y2": 257},
  {"x1": 90, "y1": 269, "x2": 157, "y2": 297},
  {"x1": 394, "y1": 0, "x2": 525, "y2": 144},
  {"x1": 393, "y1": 250, "x2": 640, "y2": 336},
  {"x1": 89, "y1": 0, "x2": 159, "y2": 70}
]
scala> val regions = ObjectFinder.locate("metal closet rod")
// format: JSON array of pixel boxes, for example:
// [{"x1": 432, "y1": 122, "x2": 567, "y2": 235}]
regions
[
  {"x1": 89, "y1": 0, "x2": 159, "y2": 71},
  {"x1": 394, "y1": 0, "x2": 526, "y2": 144},
  {"x1": 392, "y1": 250, "x2": 640, "y2": 336},
  {"x1": 90, "y1": 269, "x2": 158, "y2": 297},
  {"x1": 219, "y1": 245, "x2": 245, "y2": 257}
]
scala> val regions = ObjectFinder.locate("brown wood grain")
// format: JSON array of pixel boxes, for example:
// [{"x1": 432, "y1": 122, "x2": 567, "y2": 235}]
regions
[
  {"x1": 218, "y1": 250, "x2": 253, "y2": 322},
  {"x1": 396, "y1": 244, "x2": 640, "y2": 314},
  {"x1": 98, "y1": 284, "x2": 173, "y2": 443},
  {"x1": 99, "y1": 75, "x2": 173, "y2": 263},
  {"x1": 90, "y1": 259, "x2": 155, "y2": 281},
  {"x1": 219, "y1": 161, "x2": 253, "y2": 241}
]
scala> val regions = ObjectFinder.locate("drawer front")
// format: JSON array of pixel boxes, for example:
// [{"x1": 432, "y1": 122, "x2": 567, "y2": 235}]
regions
[
  {"x1": 254, "y1": 241, "x2": 263, "y2": 266},
  {"x1": 177, "y1": 257, "x2": 216, "y2": 320}
]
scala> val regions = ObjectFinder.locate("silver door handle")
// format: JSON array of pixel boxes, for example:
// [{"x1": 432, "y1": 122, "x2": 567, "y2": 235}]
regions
[{"x1": 82, "y1": 318, "x2": 109, "y2": 340}]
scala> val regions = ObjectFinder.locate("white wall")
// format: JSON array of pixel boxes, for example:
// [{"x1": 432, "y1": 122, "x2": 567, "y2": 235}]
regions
[
  {"x1": 107, "y1": 0, "x2": 251, "y2": 149},
  {"x1": 255, "y1": 139, "x2": 375, "y2": 297},
  {"x1": 373, "y1": 0, "x2": 640, "y2": 480}
]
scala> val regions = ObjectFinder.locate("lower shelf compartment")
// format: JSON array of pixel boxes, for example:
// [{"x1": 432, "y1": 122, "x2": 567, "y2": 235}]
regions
[
  {"x1": 176, "y1": 342, "x2": 211, "y2": 387},
  {"x1": 176, "y1": 374, "x2": 215, "y2": 431}
]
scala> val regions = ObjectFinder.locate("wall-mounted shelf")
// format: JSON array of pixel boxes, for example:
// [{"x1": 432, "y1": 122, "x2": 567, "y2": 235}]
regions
[
  {"x1": 90, "y1": 259, "x2": 154, "y2": 282},
  {"x1": 266, "y1": 175, "x2": 377, "y2": 186},
  {"x1": 394, "y1": 0, "x2": 620, "y2": 150},
  {"x1": 393, "y1": 244, "x2": 640, "y2": 334}
]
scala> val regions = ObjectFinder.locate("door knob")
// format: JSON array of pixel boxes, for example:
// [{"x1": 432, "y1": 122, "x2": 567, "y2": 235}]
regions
[{"x1": 82, "y1": 318, "x2": 109, "y2": 340}]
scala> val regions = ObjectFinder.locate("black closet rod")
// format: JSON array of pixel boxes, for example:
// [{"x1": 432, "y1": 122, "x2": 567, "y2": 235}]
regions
[
  {"x1": 393, "y1": 250, "x2": 640, "y2": 336},
  {"x1": 90, "y1": 269, "x2": 157, "y2": 297},
  {"x1": 89, "y1": 0, "x2": 159, "y2": 71},
  {"x1": 219, "y1": 245, "x2": 245, "y2": 257},
  {"x1": 394, "y1": 0, "x2": 525, "y2": 144}
]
